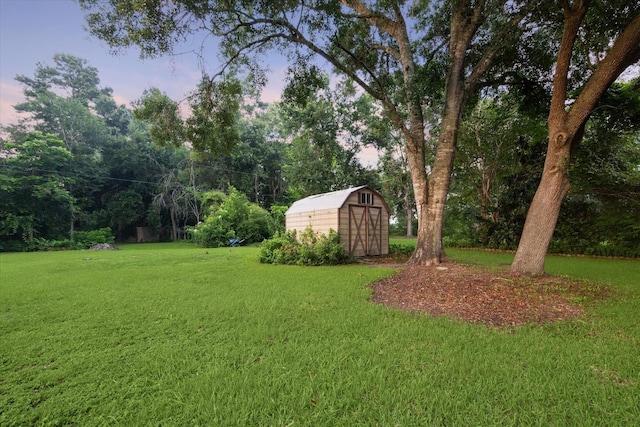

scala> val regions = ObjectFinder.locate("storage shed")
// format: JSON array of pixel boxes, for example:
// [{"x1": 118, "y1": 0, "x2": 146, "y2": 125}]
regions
[{"x1": 285, "y1": 186, "x2": 389, "y2": 256}]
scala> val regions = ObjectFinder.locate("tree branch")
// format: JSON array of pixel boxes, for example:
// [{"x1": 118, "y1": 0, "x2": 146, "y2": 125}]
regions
[
  {"x1": 567, "y1": 12, "x2": 640, "y2": 135},
  {"x1": 549, "y1": 1, "x2": 588, "y2": 123},
  {"x1": 209, "y1": 33, "x2": 290, "y2": 80},
  {"x1": 341, "y1": 0, "x2": 398, "y2": 38},
  {"x1": 464, "y1": 10, "x2": 526, "y2": 98},
  {"x1": 372, "y1": 43, "x2": 401, "y2": 61}
]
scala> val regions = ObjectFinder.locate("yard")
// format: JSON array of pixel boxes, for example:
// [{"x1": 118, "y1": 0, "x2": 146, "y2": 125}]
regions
[{"x1": 1, "y1": 242, "x2": 639, "y2": 425}]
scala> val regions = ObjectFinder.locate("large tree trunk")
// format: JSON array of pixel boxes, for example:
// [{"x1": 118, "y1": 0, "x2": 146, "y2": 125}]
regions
[
  {"x1": 387, "y1": 2, "x2": 435, "y2": 265},
  {"x1": 510, "y1": 1, "x2": 584, "y2": 276},
  {"x1": 409, "y1": 101, "x2": 462, "y2": 265},
  {"x1": 344, "y1": 0, "x2": 499, "y2": 266},
  {"x1": 405, "y1": 133, "x2": 431, "y2": 263},
  {"x1": 407, "y1": 1, "x2": 474, "y2": 265},
  {"x1": 511, "y1": 130, "x2": 573, "y2": 275}
]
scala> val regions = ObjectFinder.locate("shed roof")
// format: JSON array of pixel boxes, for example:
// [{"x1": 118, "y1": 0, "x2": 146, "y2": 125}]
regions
[{"x1": 285, "y1": 185, "x2": 369, "y2": 215}]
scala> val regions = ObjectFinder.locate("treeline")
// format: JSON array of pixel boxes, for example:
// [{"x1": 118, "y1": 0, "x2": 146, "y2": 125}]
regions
[
  {"x1": 1, "y1": 54, "x2": 639, "y2": 257},
  {"x1": 0, "y1": 55, "x2": 377, "y2": 251}
]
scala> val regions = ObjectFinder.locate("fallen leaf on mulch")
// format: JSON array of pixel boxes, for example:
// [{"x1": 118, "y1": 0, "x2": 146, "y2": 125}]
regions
[{"x1": 369, "y1": 263, "x2": 611, "y2": 328}]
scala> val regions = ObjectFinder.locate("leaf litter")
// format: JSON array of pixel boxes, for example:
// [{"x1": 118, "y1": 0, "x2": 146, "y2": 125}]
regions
[{"x1": 369, "y1": 262, "x2": 611, "y2": 328}]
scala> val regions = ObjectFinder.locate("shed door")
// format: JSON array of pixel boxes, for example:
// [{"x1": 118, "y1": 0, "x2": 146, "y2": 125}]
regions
[
  {"x1": 348, "y1": 205, "x2": 382, "y2": 256},
  {"x1": 367, "y1": 207, "x2": 382, "y2": 255}
]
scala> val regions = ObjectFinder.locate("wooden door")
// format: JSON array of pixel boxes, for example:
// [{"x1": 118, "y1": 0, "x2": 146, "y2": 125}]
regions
[
  {"x1": 348, "y1": 205, "x2": 382, "y2": 256},
  {"x1": 367, "y1": 207, "x2": 382, "y2": 255},
  {"x1": 348, "y1": 205, "x2": 366, "y2": 256}
]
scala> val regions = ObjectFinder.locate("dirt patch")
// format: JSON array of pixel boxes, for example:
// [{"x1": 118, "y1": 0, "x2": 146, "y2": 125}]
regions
[{"x1": 368, "y1": 261, "x2": 610, "y2": 328}]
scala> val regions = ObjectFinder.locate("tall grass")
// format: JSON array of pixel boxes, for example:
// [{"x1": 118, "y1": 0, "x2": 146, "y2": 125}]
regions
[{"x1": 1, "y1": 243, "x2": 638, "y2": 426}]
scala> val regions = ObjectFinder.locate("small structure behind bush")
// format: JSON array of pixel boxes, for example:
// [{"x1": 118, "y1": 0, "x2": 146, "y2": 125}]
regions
[
  {"x1": 259, "y1": 228, "x2": 353, "y2": 266},
  {"x1": 285, "y1": 186, "x2": 389, "y2": 257}
]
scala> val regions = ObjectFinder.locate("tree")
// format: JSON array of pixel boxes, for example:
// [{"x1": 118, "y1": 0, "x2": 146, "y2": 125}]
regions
[
  {"x1": 511, "y1": 2, "x2": 640, "y2": 275},
  {"x1": 79, "y1": 0, "x2": 530, "y2": 265},
  {"x1": 14, "y1": 54, "x2": 115, "y2": 149},
  {"x1": 206, "y1": 102, "x2": 287, "y2": 206},
  {"x1": 278, "y1": 77, "x2": 380, "y2": 198},
  {"x1": 0, "y1": 132, "x2": 74, "y2": 250},
  {"x1": 8, "y1": 54, "x2": 188, "y2": 243},
  {"x1": 104, "y1": 187, "x2": 145, "y2": 241},
  {"x1": 164, "y1": 100, "x2": 289, "y2": 208},
  {"x1": 153, "y1": 167, "x2": 201, "y2": 241},
  {"x1": 12, "y1": 54, "x2": 117, "y2": 237},
  {"x1": 133, "y1": 78, "x2": 244, "y2": 157}
]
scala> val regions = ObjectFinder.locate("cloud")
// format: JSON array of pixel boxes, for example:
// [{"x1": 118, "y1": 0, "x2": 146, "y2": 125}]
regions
[{"x1": 0, "y1": 80, "x2": 28, "y2": 126}]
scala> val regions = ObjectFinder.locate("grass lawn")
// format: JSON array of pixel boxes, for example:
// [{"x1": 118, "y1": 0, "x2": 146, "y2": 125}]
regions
[{"x1": 1, "y1": 242, "x2": 639, "y2": 426}]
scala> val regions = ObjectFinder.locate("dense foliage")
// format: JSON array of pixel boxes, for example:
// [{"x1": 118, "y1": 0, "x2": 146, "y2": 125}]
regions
[
  {"x1": 1, "y1": 55, "x2": 186, "y2": 251},
  {"x1": 28, "y1": 228, "x2": 116, "y2": 252},
  {"x1": 0, "y1": 132, "x2": 74, "y2": 251},
  {"x1": 190, "y1": 188, "x2": 275, "y2": 247}
]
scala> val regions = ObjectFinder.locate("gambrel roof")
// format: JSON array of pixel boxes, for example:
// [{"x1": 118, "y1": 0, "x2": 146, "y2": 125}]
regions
[{"x1": 285, "y1": 185, "x2": 369, "y2": 215}]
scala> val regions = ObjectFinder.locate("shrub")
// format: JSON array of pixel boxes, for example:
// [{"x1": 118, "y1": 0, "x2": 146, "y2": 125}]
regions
[
  {"x1": 191, "y1": 188, "x2": 275, "y2": 248},
  {"x1": 259, "y1": 228, "x2": 353, "y2": 266},
  {"x1": 190, "y1": 218, "x2": 234, "y2": 248},
  {"x1": 309, "y1": 229, "x2": 352, "y2": 265},
  {"x1": 74, "y1": 228, "x2": 115, "y2": 247},
  {"x1": 27, "y1": 228, "x2": 116, "y2": 251},
  {"x1": 269, "y1": 204, "x2": 288, "y2": 233},
  {"x1": 240, "y1": 204, "x2": 276, "y2": 243},
  {"x1": 258, "y1": 231, "x2": 299, "y2": 264},
  {"x1": 389, "y1": 243, "x2": 415, "y2": 256}
]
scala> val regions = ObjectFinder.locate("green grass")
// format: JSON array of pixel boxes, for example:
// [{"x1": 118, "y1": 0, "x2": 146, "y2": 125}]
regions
[{"x1": 1, "y1": 243, "x2": 639, "y2": 426}]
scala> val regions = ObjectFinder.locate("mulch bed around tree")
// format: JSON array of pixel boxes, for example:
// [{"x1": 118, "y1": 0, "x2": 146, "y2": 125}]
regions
[{"x1": 368, "y1": 260, "x2": 611, "y2": 328}]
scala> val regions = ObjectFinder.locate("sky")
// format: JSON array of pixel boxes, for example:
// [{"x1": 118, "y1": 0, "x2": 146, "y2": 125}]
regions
[{"x1": 0, "y1": 0, "x2": 287, "y2": 126}]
